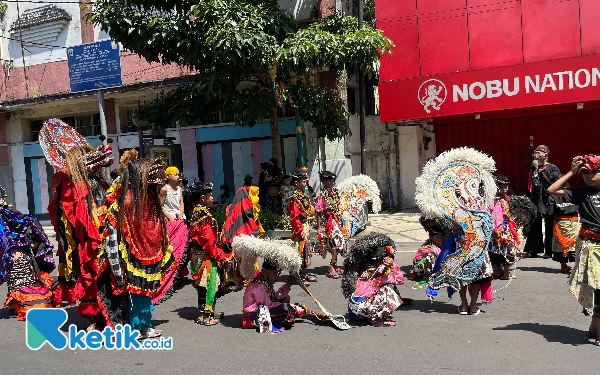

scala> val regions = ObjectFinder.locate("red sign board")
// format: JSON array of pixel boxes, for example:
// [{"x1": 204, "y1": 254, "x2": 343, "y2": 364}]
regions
[{"x1": 380, "y1": 54, "x2": 600, "y2": 122}]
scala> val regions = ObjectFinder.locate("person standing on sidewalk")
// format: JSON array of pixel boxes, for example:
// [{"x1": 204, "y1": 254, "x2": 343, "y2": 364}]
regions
[{"x1": 524, "y1": 145, "x2": 562, "y2": 258}]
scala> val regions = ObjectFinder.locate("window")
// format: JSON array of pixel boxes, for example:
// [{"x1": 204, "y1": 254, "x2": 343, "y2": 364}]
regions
[
  {"x1": 30, "y1": 120, "x2": 44, "y2": 142},
  {"x1": 347, "y1": 88, "x2": 356, "y2": 114}
]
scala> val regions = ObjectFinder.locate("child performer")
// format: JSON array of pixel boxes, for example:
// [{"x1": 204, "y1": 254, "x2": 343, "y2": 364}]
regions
[
  {"x1": 551, "y1": 184, "x2": 580, "y2": 274},
  {"x1": 548, "y1": 155, "x2": 600, "y2": 346},
  {"x1": 412, "y1": 215, "x2": 454, "y2": 284},
  {"x1": 489, "y1": 176, "x2": 521, "y2": 280},
  {"x1": 242, "y1": 258, "x2": 298, "y2": 333},
  {"x1": 342, "y1": 233, "x2": 405, "y2": 327},
  {"x1": 315, "y1": 171, "x2": 347, "y2": 279},
  {"x1": 188, "y1": 181, "x2": 235, "y2": 326},
  {"x1": 288, "y1": 171, "x2": 317, "y2": 285}
]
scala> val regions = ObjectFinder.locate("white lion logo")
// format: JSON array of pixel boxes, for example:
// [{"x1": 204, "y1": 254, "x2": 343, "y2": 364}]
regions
[{"x1": 418, "y1": 79, "x2": 447, "y2": 114}]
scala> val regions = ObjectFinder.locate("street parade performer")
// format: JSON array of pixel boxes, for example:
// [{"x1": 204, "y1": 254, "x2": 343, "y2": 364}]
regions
[
  {"x1": 188, "y1": 181, "x2": 235, "y2": 326},
  {"x1": 548, "y1": 154, "x2": 600, "y2": 346},
  {"x1": 154, "y1": 166, "x2": 190, "y2": 304},
  {"x1": 551, "y1": 186, "x2": 580, "y2": 274},
  {"x1": 232, "y1": 235, "x2": 303, "y2": 333},
  {"x1": 411, "y1": 215, "x2": 454, "y2": 285},
  {"x1": 220, "y1": 176, "x2": 264, "y2": 289},
  {"x1": 336, "y1": 174, "x2": 383, "y2": 238},
  {"x1": 1, "y1": 187, "x2": 56, "y2": 321},
  {"x1": 40, "y1": 118, "x2": 113, "y2": 331},
  {"x1": 315, "y1": 171, "x2": 348, "y2": 279},
  {"x1": 415, "y1": 147, "x2": 497, "y2": 315},
  {"x1": 96, "y1": 155, "x2": 175, "y2": 339},
  {"x1": 342, "y1": 233, "x2": 405, "y2": 327},
  {"x1": 222, "y1": 177, "x2": 265, "y2": 247},
  {"x1": 288, "y1": 171, "x2": 317, "y2": 285},
  {"x1": 489, "y1": 176, "x2": 521, "y2": 280}
]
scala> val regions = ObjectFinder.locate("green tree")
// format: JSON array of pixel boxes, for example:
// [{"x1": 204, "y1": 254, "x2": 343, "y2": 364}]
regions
[{"x1": 89, "y1": 0, "x2": 392, "y2": 163}]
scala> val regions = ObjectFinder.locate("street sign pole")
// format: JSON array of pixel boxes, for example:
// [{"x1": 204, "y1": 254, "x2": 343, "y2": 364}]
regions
[{"x1": 98, "y1": 89, "x2": 108, "y2": 145}]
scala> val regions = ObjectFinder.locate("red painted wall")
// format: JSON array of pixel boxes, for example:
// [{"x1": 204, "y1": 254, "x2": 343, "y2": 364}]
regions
[
  {"x1": 377, "y1": 0, "x2": 598, "y2": 82},
  {"x1": 0, "y1": 54, "x2": 191, "y2": 102},
  {"x1": 435, "y1": 108, "x2": 597, "y2": 194}
]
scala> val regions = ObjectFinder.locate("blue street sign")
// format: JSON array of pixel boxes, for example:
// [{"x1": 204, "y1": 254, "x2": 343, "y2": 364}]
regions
[{"x1": 67, "y1": 40, "x2": 123, "y2": 93}]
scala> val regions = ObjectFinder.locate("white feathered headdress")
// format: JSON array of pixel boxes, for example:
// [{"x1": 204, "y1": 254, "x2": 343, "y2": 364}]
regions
[
  {"x1": 415, "y1": 147, "x2": 496, "y2": 219},
  {"x1": 232, "y1": 235, "x2": 302, "y2": 278},
  {"x1": 336, "y1": 174, "x2": 382, "y2": 213}
]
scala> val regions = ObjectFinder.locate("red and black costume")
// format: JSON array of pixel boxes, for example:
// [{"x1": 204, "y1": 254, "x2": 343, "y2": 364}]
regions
[{"x1": 188, "y1": 182, "x2": 235, "y2": 322}]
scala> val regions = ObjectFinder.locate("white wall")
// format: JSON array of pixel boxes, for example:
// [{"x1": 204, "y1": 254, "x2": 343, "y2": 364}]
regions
[
  {"x1": 3, "y1": 1, "x2": 82, "y2": 68},
  {"x1": 278, "y1": 0, "x2": 318, "y2": 21}
]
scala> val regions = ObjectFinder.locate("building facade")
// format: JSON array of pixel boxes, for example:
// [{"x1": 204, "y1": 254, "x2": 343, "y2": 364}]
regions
[
  {"x1": 377, "y1": 0, "x2": 600, "y2": 199},
  {"x1": 0, "y1": 1, "x2": 363, "y2": 217}
]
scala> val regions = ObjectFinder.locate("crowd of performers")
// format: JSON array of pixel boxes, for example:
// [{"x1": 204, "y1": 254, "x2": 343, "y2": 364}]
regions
[{"x1": 2, "y1": 119, "x2": 600, "y2": 346}]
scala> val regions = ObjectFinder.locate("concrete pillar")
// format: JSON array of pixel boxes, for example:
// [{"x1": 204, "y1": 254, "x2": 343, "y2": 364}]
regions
[{"x1": 80, "y1": 0, "x2": 95, "y2": 44}]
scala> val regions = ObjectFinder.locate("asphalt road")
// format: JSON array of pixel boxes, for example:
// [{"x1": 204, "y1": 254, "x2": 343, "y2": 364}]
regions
[{"x1": 1, "y1": 242, "x2": 598, "y2": 375}]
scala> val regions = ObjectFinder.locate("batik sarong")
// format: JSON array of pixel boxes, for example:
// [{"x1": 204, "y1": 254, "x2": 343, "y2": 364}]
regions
[
  {"x1": 552, "y1": 217, "x2": 579, "y2": 263},
  {"x1": 348, "y1": 285, "x2": 402, "y2": 322},
  {"x1": 568, "y1": 233, "x2": 600, "y2": 314}
]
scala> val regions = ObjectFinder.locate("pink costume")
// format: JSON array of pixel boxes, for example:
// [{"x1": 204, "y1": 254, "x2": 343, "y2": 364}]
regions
[
  {"x1": 348, "y1": 264, "x2": 405, "y2": 322},
  {"x1": 353, "y1": 264, "x2": 404, "y2": 298},
  {"x1": 243, "y1": 282, "x2": 291, "y2": 313},
  {"x1": 492, "y1": 200, "x2": 504, "y2": 231}
]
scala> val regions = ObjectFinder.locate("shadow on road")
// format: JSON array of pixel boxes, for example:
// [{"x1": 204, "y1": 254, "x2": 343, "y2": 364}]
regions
[
  {"x1": 493, "y1": 323, "x2": 590, "y2": 346},
  {"x1": 0, "y1": 307, "x2": 10, "y2": 319},
  {"x1": 59, "y1": 306, "x2": 86, "y2": 332},
  {"x1": 172, "y1": 306, "x2": 198, "y2": 322},
  {"x1": 411, "y1": 298, "x2": 460, "y2": 315},
  {"x1": 518, "y1": 266, "x2": 559, "y2": 274}
]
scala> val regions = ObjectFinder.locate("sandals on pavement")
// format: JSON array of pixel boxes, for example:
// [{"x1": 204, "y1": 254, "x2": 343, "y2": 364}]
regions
[
  {"x1": 470, "y1": 308, "x2": 481, "y2": 316},
  {"x1": 195, "y1": 317, "x2": 219, "y2": 326},
  {"x1": 138, "y1": 328, "x2": 162, "y2": 340},
  {"x1": 326, "y1": 270, "x2": 340, "y2": 279},
  {"x1": 458, "y1": 307, "x2": 469, "y2": 316}
]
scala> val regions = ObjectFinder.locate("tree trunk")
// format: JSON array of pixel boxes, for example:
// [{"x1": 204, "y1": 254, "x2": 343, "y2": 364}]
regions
[{"x1": 270, "y1": 107, "x2": 283, "y2": 167}]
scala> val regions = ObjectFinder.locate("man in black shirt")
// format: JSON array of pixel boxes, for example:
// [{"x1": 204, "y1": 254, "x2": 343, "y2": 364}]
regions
[
  {"x1": 548, "y1": 154, "x2": 600, "y2": 345},
  {"x1": 524, "y1": 145, "x2": 563, "y2": 258}
]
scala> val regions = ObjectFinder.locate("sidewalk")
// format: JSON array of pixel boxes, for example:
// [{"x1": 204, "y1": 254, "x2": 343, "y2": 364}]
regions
[{"x1": 362, "y1": 211, "x2": 428, "y2": 244}]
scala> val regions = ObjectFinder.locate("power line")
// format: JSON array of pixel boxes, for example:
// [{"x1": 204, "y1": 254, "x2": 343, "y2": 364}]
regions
[{"x1": 2, "y1": 34, "x2": 68, "y2": 49}]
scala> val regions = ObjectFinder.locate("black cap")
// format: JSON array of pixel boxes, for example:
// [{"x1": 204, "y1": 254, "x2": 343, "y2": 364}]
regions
[
  {"x1": 419, "y1": 216, "x2": 454, "y2": 236},
  {"x1": 291, "y1": 171, "x2": 309, "y2": 183},
  {"x1": 260, "y1": 162, "x2": 270, "y2": 170},
  {"x1": 262, "y1": 258, "x2": 279, "y2": 271},
  {"x1": 368, "y1": 246, "x2": 395, "y2": 264},
  {"x1": 190, "y1": 181, "x2": 214, "y2": 196},
  {"x1": 319, "y1": 171, "x2": 336, "y2": 181},
  {"x1": 494, "y1": 175, "x2": 510, "y2": 186}
]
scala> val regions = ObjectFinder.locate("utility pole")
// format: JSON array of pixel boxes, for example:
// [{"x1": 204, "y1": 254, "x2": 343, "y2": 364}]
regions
[
  {"x1": 358, "y1": 0, "x2": 367, "y2": 174},
  {"x1": 97, "y1": 90, "x2": 108, "y2": 145},
  {"x1": 138, "y1": 100, "x2": 145, "y2": 158}
]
